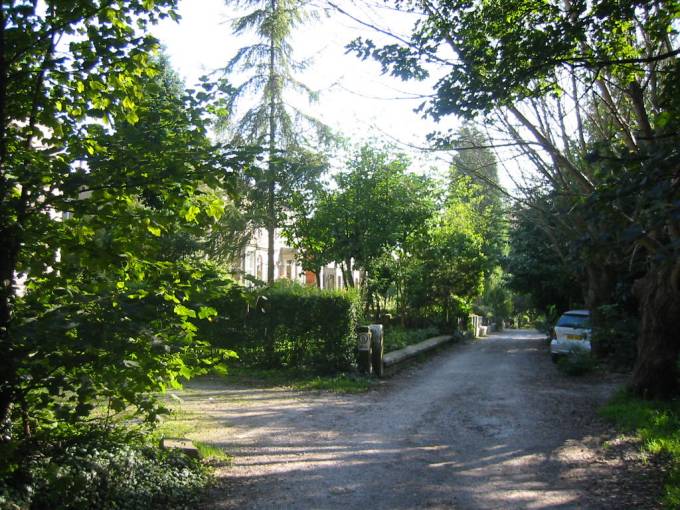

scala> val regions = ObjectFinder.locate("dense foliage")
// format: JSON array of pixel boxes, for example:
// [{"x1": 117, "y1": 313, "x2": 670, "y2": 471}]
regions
[
  {"x1": 382, "y1": 325, "x2": 440, "y2": 353},
  {"x1": 506, "y1": 201, "x2": 583, "y2": 314},
  {"x1": 0, "y1": 4, "x2": 251, "y2": 507},
  {"x1": 285, "y1": 142, "x2": 506, "y2": 329},
  {"x1": 1, "y1": 428, "x2": 211, "y2": 510},
  {"x1": 208, "y1": 281, "x2": 361, "y2": 372},
  {"x1": 350, "y1": 0, "x2": 680, "y2": 397}
]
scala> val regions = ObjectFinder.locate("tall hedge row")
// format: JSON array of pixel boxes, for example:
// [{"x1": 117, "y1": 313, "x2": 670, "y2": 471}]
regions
[{"x1": 204, "y1": 281, "x2": 361, "y2": 373}]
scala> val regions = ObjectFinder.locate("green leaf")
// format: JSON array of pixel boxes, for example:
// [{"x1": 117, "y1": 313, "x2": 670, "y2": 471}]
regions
[
  {"x1": 198, "y1": 306, "x2": 217, "y2": 319},
  {"x1": 173, "y1": 304, "x2": 197, "y2": 318},
  {"x1": 184, "y1": 205, "x2": 200, "y2": 222},
  {"x1": 147, "y1": 225, "x2": 162, "y2": 237},
  {"x1": 125, "y1": 111, "x2": 139, "y2": 124}
]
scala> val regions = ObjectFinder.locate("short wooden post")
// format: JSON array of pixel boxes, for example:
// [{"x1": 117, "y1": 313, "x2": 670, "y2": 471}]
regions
[
  {"x1": 356, "y1": 326, "x2": 372, "y2": 374},
  {"x1": 369, "y1": 324, "x2": 384, "y2": 377}
]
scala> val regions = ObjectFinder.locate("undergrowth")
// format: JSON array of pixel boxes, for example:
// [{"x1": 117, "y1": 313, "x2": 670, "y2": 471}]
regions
[
  {"x1": 556, "y1": 349, "x2": 598, "y2": 376},
  {"x1": 383, "y1": 325, "x2": 440, "y2": 353},
  {"x1": 600, "y1": 391, "x2": 680, "y2": 508},
  {"x1": 0, "y1": 427, "x2": 212, "y2": 510}
]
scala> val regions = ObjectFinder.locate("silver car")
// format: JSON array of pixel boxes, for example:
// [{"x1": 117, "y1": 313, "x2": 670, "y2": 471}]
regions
[{"x1": 550, "y1": 310, "x2": 591, "y2": 361}]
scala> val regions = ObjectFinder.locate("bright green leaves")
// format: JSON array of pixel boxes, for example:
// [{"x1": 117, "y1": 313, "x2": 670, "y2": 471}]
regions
[
  {"x1": 204, "y1": 195, "x2": 225, "y2": 220},
  {"x1": 1, "y1": 0, "x2": 254, "y2": 438},
  {"x1": 183, "y1": 205, "x2": 200, "y2": 223},
  {"x1": 179, "y1": 193, "x2": 225, "y2": 224},
  {"x1": 349, "y1": 0, "x2": 675, "y2": 119},
  {"x1": 121, "y1": 96, "x2": 140, "y2": 124},
  {"x1": 198, "y1": 306, "x2": 218, "y2": 320},
  {"x1": 173, "y1": 304, "x2": 196, "y2": 318},
  {"x1": 285, "y1": 144, "x2": 436, "y2": 290}
]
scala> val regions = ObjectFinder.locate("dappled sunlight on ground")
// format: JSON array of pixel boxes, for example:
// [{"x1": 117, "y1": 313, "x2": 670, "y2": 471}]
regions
[{"x1": 171, "y1": 330, "x2": 634, "y2": 509}]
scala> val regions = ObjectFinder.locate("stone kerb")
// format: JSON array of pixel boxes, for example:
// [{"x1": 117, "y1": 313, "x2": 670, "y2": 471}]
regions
[{"x1": 383, "y1": 335, "x2": 455, "y2": 368}]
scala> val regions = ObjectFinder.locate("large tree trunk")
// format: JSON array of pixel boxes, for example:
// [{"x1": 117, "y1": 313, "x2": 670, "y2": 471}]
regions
[
  {"x1": 0, "y1": 225, "x2": 19, "y2": 440},
  {"x1": 266, "y1": 209, "x2": 275, "y2": 283},
  {"x1": 344, "y1": 259, "x2": 355, "y2": 288},
  {"x1": 266, "y1": 0, "x2": 277, "y2": 284},
  {"x1": 631, "y1": 263, "x2": 680, "y2": 399},
  {"x1": 0, "y1": 8, "x2": 16, "y2": 439},
  {"x1": 584, "y1": 262, "x2": 616, "y2": 358}
]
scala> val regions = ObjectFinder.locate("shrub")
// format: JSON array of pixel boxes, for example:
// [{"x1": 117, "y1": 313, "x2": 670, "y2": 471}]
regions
[
  {"x1": 534, "y1": 304, "x2": 560, "y2": 337},
  {"x1": 383, "y1": 325, "x2": 440, "y2": 353},
  {"x1": 556, "y1": 349, "x2": 598, "y2": 376},
  {"x1": 208, "y1": 282, "x2": 361, "y2": 373},
  {"x1": 591, "y1": 303, "x2": 638, "y2": 369},
  {"x1": 0, "y1": 428, "x2": 211, "y2": 510}
]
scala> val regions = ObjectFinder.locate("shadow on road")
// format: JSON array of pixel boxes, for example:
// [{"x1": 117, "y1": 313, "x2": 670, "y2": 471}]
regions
[{"x1": 180, "y1": 330, "x2": 632, "y2": 509}]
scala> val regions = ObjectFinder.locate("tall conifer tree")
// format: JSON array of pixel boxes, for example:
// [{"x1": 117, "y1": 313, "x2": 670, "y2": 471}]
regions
[{"x1": 222, "y1": 0, "x2": 330, "y2": 282}]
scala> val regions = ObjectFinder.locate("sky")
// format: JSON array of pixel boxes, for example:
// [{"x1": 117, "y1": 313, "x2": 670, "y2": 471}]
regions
[{"x1": 151, "y1": 0, "x2": 460, "y2": 176}]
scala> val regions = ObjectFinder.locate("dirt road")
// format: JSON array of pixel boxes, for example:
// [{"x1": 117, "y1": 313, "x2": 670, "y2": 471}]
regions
[{"x1": 179, "y1": 329, "x2": 661, "y2": 509}]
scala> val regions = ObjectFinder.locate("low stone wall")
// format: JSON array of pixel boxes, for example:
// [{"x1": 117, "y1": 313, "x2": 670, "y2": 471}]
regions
[{"x1": 383, "y1": 335, "x2": 455, "y2": 368}]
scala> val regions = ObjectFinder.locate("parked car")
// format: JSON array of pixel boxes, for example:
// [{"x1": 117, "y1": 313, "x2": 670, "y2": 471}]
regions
[{"x1": 550, "y1": 310, "x2": 591, "y2": 362}]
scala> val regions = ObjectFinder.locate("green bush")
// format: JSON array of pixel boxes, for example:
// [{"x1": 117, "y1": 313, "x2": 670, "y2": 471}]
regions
[
  {"x1": 383, "y1": 325, "x2": 440, "y2": 353},
  {"x1": 208, "y1": 281, "x2": 361, "y2": 373},
  {"x1": 0, "y1": 428, "x2": 211, "y2": 510},
  {"x1": 592, "y1": 303, "x2": 638, "y2": 369},
  {"x1": 534, "y1": 305, "x2": 560, "y2": 337},
  {"x1": 556, "y1": 349, "x2": 598, "y2": 376}
]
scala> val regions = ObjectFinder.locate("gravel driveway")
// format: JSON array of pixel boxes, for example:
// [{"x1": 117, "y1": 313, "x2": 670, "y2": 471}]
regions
[{"x1": 177, "y1": 329, "x2": 662, "y2": 509}]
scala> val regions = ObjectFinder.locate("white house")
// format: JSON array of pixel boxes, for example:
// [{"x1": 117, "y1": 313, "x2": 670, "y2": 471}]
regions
[{"x1": 234, "y1": 227, "x2": 360, "y2": 290}]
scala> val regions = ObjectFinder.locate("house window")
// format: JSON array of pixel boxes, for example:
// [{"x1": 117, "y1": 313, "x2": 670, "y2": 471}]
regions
[{"x1": 285, "y1": 259, "x2": 293, "y2": 279}]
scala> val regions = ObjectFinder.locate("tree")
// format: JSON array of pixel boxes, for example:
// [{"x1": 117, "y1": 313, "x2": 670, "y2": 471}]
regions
[
  {"x1": 282, "y1": 183, "x2": 333, "y2": 286},
  {"x1": 221, "y1": 0, "x2": 331, "y2": 282},
  {"x1": 317, "y1": 145, "x2": 435, "y2": 287},
  {"x1": 506, "y1": 201, "x2": 583, "y2": 314},
  {"x1": 403, "y1": 175, "x2": 490, "y2": 326},
  {"x1": 350, "y1": 0, "x2": 680, "y2": 398},
  {"x1": 448, "y1": 123, "x2": 507, "y2": 270},
  {"x1": 478, "y1": 268, "x2": 514, "y2": 329},
  {"x1": 0, "y1": 3, "x2": 247, "y2": 440}
]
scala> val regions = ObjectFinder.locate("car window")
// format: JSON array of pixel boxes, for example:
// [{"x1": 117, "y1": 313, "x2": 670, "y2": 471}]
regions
[{"x1": 556, "y1": 314, "x2": 591, "y2": 329}]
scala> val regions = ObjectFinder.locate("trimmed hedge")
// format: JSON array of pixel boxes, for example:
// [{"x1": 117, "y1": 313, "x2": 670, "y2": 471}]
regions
[{"x1": 206, "y1": 281, "x2": 361, "y2": 373}]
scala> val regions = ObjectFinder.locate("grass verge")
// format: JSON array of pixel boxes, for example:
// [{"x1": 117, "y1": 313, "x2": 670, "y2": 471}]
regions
[
  {"x1": 154, "y1": 407, "x2": 232, "y2": 464},
  {"x1": 291, "y1": 374, "x2": 374, "y2": 393},
  {"x1": 221, "y1": 366, "x2": 374, "y2": 393},
  {"x1": 600, "y1": 391, "x2": 680, "y2": 508}
]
